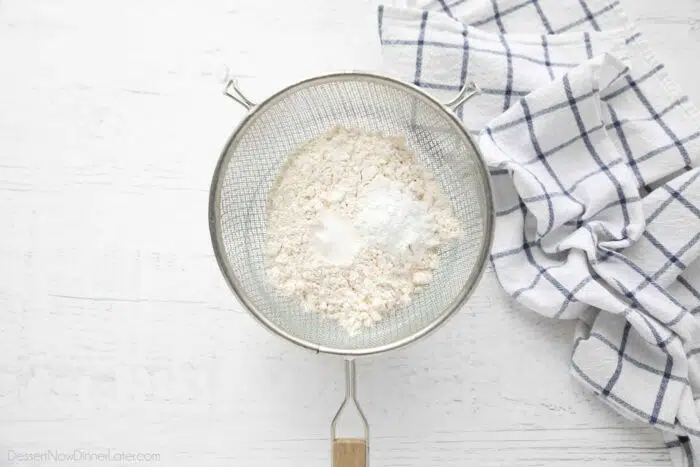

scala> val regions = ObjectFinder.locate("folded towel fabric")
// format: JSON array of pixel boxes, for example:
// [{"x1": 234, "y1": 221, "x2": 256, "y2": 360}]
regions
[{"x1": 378, "y1": 1, "x2": 700, "y2": 465}]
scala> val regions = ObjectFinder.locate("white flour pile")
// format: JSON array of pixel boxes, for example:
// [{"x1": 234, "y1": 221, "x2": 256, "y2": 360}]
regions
[{"x1": 265, "y1": 126, "x2": 460, "y2": 335}]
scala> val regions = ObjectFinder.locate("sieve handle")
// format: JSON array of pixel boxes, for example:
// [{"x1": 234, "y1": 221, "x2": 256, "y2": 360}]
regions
[
  {"x1": 223, "y1": 79, "x2": 256, "y2": 110},
  {"x1": 444, "y1": 81, "x2": 480, "y2": 111},
  {"x1": 333, "y1": 438, "x2": 366, "y2": 467},
  {"x1": 331, "y1": 359, "x2": 369, "y2": 467}
]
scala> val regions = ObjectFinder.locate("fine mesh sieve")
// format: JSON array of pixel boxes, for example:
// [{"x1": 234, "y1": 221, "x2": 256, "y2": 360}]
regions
[{"x1": 209, "y1": 72, "x2": 494, "y2": 467}]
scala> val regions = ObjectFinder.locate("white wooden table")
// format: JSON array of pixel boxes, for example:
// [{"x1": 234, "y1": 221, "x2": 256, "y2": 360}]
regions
[{"x1": 1, "y1": 1, "x2": 699, "y2": 466}]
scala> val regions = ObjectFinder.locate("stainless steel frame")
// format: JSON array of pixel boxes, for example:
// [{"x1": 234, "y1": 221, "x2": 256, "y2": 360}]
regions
[
  {"x1": 209, "y1": 72, "x2": 494, "y2": 356},
  {"x1": 209, "y1": 71, "x2": 494, "y2": 467}
]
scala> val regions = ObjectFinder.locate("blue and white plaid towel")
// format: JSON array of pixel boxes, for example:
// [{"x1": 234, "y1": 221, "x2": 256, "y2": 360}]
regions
[{"x1": 378, "y1": 1, "x2": 700, "y2": 465}]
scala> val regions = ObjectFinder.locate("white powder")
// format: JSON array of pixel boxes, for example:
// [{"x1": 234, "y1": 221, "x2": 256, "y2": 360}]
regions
[
  {"x1": 311, "y1": 211, "x2": 362, "y2": 266},
  {"x1": 266, "y1": 126, "x2": 460, "y2": 335},
  {"x1": 356, "y1": 175, "x2": 440, "y2": 258}
]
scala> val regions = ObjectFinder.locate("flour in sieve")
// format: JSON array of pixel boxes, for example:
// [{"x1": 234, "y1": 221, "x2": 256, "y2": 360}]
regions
[{"x1": 265, "y1": 126, "x2": 460, "y2": 335}]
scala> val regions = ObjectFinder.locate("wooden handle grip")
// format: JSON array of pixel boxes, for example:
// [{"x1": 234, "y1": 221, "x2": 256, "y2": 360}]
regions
[{"x1": 332, "y1": 438, "x2": 367, "y2": 467}]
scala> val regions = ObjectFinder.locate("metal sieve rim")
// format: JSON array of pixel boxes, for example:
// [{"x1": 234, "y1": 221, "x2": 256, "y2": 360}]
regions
[{"x1": 209, "y1": 71, "x2": 495, "y2": 356}]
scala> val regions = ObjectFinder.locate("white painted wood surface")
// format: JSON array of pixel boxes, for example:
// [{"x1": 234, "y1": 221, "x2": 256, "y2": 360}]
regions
[{"x1": 1, "y1": 1, "x2": 699, "y2": 465}]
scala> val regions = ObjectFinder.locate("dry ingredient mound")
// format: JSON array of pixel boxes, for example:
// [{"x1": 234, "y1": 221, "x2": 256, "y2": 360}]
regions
[{"x1": 265, "y1": 126, "x2": 460, "y2": 335}]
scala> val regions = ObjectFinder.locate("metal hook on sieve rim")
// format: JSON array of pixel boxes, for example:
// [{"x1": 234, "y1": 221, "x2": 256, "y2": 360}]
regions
[
  {"x1": 223, "y1": 79, "x2": 256, "y2": 110},
  {"x1": 444, "y1": 81, "x2": 480, "y2": 111},
  {"x1": 331, "y1": 359, "x2": 369, "y2": 467}
]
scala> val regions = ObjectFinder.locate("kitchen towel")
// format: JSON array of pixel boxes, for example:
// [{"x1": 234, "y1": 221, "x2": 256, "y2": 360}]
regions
[{"x1": 377, "y1": 0, "x2": 700, "y2": 465}]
